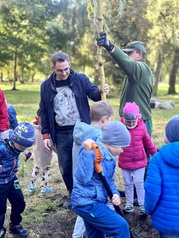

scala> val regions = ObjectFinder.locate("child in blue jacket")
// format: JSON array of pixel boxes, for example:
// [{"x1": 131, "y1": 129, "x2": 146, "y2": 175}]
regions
[
  {"x1": 71, "y1": 121, "x2": 131, "y2": 238},
  {"x1": 72, "y1": 100, "x2": 114, "y2": 238},
  {"x1": 0, "y1": 122, "x2": 35, "y2": 238},
  {"x1": 144, "y1": 115, "x2": 179, "y2": 238}
]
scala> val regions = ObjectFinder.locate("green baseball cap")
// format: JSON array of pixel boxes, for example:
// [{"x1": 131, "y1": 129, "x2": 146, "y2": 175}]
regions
[{"x1": 122, "y1": 41, "x2": 146, "y2": 53}]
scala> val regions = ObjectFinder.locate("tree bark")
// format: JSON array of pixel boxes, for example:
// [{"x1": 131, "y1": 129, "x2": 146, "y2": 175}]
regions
[
  {"x1": 12, "y1": 49, "x2": 17, "y2": 90},
  {"x1": 153, "y1": 48, "x2": 164, "y2": 96},
  {"x1": 97, "y1": 0, "x2": 106, "y2": 101},
  {"x1": 168, "y1": 47, "x2": 179, "y2": 95}
]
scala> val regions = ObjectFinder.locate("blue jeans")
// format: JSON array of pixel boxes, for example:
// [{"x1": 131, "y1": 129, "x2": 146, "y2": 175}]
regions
[
  {"x1": 74, "y1": 202, "x2": 130, "y2": 238},
  {"x1": 55, "y1": 128, "x2": 74, "y2": 193},
  {"x1": 159, "y1": 232, "x2": 179, "y2": 238}
]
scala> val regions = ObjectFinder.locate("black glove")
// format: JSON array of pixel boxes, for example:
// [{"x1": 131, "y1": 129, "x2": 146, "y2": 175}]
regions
[{"x1": 96, "y1": 32, "x2": 114, "y2": 51}]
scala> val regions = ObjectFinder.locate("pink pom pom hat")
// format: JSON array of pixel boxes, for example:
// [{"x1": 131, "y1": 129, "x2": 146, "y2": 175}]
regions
[{"x1": 123, "y1": 102, "x2": 142, "y2": 121}]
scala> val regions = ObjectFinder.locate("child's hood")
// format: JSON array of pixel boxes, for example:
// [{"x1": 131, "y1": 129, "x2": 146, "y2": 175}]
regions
[
  {"x1": 160, "y1": 142, "x2": 179, "y2": 167},
  {"x1": 95, "y1": 137, "x2": 116, "y2": 161},
  {"x1": 1, "y1": 129, "x2": 14, "y2": 142},
  {"x1": 73, "y1": 121, "x2": 102, "y2": 145}
]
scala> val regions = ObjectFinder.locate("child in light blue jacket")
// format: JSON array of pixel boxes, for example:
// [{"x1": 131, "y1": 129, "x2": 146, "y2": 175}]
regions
[{"x1": 71, "y1": 121, "x2": 131, "y2": 238}]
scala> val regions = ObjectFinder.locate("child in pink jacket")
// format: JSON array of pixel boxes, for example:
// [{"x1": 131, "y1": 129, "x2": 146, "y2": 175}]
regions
[{"x1": 118, "y1": 102, "x2": 157, "y2": 216}]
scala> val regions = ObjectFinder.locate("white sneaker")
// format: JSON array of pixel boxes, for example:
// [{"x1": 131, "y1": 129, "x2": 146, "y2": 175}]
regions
[
  {"x1": 28, "y1": 184, "x2": 36, "y2": 192},
  {"x1": 123, "y1": 203, "x2": 134, "y2": 213}
]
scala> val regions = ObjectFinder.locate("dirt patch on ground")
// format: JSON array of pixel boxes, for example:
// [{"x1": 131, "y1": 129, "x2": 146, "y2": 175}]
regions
[
  {"x1": 4, "y1": 187, "x2": 159, "y2": 238},
  {"x1": 4, "y1": 157, "x2": 159, "y2": 238},
  {"x1": 35, "y1": 196, "x2": 159, "y2": 238}
]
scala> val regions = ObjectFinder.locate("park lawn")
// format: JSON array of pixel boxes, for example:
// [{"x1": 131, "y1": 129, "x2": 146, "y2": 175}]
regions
[
  {"x1": 2, "y1": 82, "x2": 179, "y2": 148},
  {"x1": 2, "y1": 82, "x2": 179, "y2": 133},
  {"x1": 1, "y1": 82, "x2": 179, "y2": 237}
]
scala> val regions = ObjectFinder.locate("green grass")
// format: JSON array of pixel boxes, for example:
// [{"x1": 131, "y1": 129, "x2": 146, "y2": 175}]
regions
[
  {"x1": 0, "y1": 82, "x2": 41, "y2": 91},
  {"x1": 1, "y1": 82, "x2": 179, "y2": 237},
  {"x1": 2, "y1": 82, "x2": 179, "y2": 147},
  {"x1": 2, "y1": 84, "x2": 41, "y2": 122}
]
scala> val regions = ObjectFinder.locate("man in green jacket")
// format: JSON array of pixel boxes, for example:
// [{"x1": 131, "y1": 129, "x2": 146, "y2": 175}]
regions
[{"x1": 96, "y1": 32, "x2": 153, "y2": 137}]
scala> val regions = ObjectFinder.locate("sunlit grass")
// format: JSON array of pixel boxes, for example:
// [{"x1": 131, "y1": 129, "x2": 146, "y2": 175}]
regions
[
  {"x1": 0, "y1": 82, "x2": 41, "y2": 91},
  {"x1": 2, "y1": 82, "x2": 179, "y2": 147},
  {"x1": 4, "y1": 90, "x2": 40, "y2": 122}
]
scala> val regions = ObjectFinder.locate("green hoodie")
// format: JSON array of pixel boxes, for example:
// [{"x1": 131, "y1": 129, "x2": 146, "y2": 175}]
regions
[{"x1": 111, "y1": 46, "x2": 153, "y2": 121}]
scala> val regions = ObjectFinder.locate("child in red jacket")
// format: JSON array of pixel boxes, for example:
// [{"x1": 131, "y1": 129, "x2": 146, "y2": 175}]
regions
[
  {"x1": 0, "y1": 89, "x2": 9, "y2": 132},
  {"x1": 118, "y1": 102, "x2": 157, "y2": 216}
]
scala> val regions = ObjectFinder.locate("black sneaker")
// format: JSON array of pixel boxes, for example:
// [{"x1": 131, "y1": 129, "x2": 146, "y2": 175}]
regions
[
  {"x1": 9, "y1": 224, "x2": 29, "y2": 238},
  {"x1": 0, "y1": 227, "x2": 6, "y2": 238}
]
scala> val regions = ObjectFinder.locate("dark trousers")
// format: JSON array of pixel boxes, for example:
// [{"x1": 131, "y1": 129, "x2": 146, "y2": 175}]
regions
[
  {"x1": 74, "y1": 202, "x2": 130, "y2": 238},
  {"x1": 0, "y1": 176, "x2": 25, "y2": 229},
  {"x1": 143, "y1": 118, "x2": 153, "y2": 180},
  {"x1": 55, "y1": 128, "x2": 74, "y2": 193}
]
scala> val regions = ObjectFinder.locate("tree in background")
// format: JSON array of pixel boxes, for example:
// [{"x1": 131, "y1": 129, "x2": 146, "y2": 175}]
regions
[
  {"x1": 147, "y1": 0, "x2": 179, "y2": 95},
  {"x1": 0, "y1": 0, "x2": 60, "y2": 89},
  {"x1": 0, "y1": 0, "x2": 178, "y2": 94}
]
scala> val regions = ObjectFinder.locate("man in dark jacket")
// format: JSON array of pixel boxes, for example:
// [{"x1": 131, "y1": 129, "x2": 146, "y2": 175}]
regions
[{"x1": 40, "y1": 52, "x2": 109, "y2": 208}]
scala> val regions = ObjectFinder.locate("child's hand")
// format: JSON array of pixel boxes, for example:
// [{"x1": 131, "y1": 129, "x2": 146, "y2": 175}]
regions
[
  {"x1": 83, "y1": 139, "x2": 95, "y2": 152},
  {"x1": 111, "y1": 194, "x2": 121, "y2": 206},
  {"x1": 0, "y1": 165, "x2": 2, "y2": 172}
]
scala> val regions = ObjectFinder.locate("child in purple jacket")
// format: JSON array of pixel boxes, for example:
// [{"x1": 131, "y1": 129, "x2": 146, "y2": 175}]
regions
[{"x1": 118, "y1": 102, "x2": 157, "y2": 216}]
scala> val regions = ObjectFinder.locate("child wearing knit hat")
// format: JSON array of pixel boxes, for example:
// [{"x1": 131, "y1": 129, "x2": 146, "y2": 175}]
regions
[
  {"x1": 118, "y1": 102, "x2": 157, "y2": 216},
  {"x1": 5, "y1": 100, "x2": 33, "y2": 162},
  {"x1": 71, "y1": 121, "x2": 131, "y2": 238},
  {"x1": 72, "y1": 100, "x2": 114, "y2": 238},
  {"x1": 144, "y1": 115, "x2": 179, "y2": 238},
  {"x1": 0, "y1": 122, "x2": 35, "y2": 238}
]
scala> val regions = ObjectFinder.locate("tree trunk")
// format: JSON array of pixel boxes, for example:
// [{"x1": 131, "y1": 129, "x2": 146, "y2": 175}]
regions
[
  {"x1": 0, "y1": 72, "x2": 3, "y2": 82},
  {"x1": 153, "y1": 49, "x2": 164, "y2": 96},
  {"x1": 168, "y1": 47, "x2": 179, "y2": 95},
  {"x1": 31, "y1": 73, "x2": 35, "y2": 82},
  {"x1": 12, "y1": 49, "x2": 18, "y2": 90},
  {"x1": 20, "y1": 68, "x2": 25, "y2": 84}
]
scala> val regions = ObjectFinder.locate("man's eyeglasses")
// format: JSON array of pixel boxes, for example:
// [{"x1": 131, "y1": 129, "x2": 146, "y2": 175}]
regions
[{"x1": 56, "y1": 67, "x2": 69, "y2": 73}]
